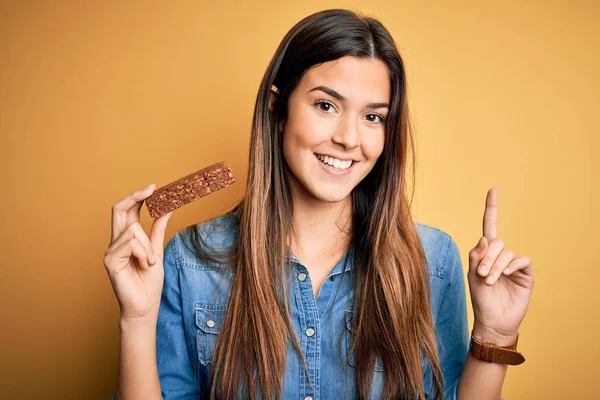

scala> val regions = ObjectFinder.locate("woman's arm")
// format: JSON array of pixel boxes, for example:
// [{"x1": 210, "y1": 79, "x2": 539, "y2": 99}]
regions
[
  {"x1": 456, "y1": 326, "x2": 515, "y2": 400},
  {"x1": 458, "y1": 188, "x2": 534, "y2": 399},
  {"x1": 432, "y1": 233, "x2": 512, "y2": 400},
  {"x1": 104, "y1": 185, "x2": 174, "y2": 400},
  {"x1": 114, "y1": 316, "x2": 162, "y2": 400},
  {"x1": 113, "y1": 234, "x2": 200, "y2": 399}
]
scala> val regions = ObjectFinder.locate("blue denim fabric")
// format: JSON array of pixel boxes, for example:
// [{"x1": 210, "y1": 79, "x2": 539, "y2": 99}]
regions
[{"x1": 115, "y1": 211, "x2": 471, "y2": 399}]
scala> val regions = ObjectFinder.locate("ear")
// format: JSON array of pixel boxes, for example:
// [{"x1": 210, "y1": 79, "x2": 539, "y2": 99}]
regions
[{"x1": 268, "y1": 85, "x2": 279, "y2": 113}]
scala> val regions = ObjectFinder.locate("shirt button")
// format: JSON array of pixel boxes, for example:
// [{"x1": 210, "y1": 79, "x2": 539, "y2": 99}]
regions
[
  {"x1": 206, "y1": 320, "x2": 215, "y2": 328},
  {"x1": 304, "y1": 396, "x2": 313, "y2": 400},
  {"x1": 305, "y1": 328, "x2": 315, "y2": 337},
  {"x1": 297, "y1": 272, "x2": 307, "y2": 281}
]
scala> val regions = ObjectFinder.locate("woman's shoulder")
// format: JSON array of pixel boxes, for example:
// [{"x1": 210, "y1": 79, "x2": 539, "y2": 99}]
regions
[
  {"x1": 415, "y1": 222, "x2": 461, "y2": 280},
  {"x1": 190, "y1": 210, "x2": 239, "y2": 247},
  {"x1": 166, "y1": 210, "x2": 239, "y2": 270},
  {"x1": 161, "y1": 212, "x2": 237, "y2": 314}
]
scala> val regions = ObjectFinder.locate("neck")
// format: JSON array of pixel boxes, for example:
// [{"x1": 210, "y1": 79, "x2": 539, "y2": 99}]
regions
[{"x1": 288, "y1": 178, "x2": 353, "y2": 262}]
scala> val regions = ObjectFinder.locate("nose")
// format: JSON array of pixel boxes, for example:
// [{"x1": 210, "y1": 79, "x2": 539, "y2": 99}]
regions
[{"x1": 331, "y1": 117, "x2": 361, "y2": 150}]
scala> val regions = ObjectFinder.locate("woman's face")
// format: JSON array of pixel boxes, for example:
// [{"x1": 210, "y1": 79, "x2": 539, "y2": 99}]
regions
[{"x1": 280, "y1": 55, "x2": 390, "y2": 204}]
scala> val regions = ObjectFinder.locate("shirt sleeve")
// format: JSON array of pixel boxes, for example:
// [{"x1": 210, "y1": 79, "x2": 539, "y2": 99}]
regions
[
  {"x1": 437, "y1": 236, "x2": 470, "y2": 400},
  {"x1": 156, "y1": 233, "x2": 201, "y2": 399}
]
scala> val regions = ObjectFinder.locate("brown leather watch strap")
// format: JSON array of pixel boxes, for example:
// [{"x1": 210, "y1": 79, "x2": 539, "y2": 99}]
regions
[{"x1": 469, "y1": 331, "x2": 525, "y2": 365}]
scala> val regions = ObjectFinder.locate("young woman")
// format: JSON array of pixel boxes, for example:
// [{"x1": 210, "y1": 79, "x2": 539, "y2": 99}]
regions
[{"x1": 105, "y1": 9, "x2": 534, "y2": 400}]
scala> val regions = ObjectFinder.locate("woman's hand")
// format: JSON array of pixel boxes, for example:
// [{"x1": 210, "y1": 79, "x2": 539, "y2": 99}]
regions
[
  {"x1": 467, "y1": 188, "x2": 534, "y2": 345},
  {"x1": 104, "y1": 184, "x2": 173, "y2": 321}
]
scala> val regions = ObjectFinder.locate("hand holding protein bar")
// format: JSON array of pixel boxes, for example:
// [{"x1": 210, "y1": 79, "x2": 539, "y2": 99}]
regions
[
  {"x1": 103, "y1": 161, "x2": 235, "y2": 320},
  {"x1": 103, "y1": 184, "x2": 172, "y2": 321}
]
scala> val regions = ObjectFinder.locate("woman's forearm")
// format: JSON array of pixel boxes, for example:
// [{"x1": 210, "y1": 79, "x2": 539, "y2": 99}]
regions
[
  {"x1": 456, "y1": 326, "x2": 516, "y2": 400},
  {"x1": 114, "y1": 317, "x2": 162, "y2": 400},
  {"x1": 456, "y1": 352, "x2": 507, "y2": 399}
]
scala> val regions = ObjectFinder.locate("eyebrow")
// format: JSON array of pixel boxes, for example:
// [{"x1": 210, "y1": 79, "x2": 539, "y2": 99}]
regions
[{"x1": 308, "y1": 85, "x2": 389, "y2": 109}]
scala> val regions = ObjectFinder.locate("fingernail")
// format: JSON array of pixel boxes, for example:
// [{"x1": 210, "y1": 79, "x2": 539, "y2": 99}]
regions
[
  {"x1": 151, "y1": 254, "x2": 157, "y2": 264},
  {"x1": 486, "y1": 275, "x2": 495, "y2": 284},
  {"x1": 503, "y1": 268, "x2": 511, "y2": 275},
  {"x1": 478, "y1": 265, "x2": 489, "y2": 275}
]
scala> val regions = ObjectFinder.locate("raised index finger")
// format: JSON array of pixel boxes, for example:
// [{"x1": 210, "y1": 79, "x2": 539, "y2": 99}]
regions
[
  {"x1": 483, "y1": 188, "x2": 498, "y2": 241},
  {"x1": 111, "y1": 184, "x2": 155, "y2": 242}
]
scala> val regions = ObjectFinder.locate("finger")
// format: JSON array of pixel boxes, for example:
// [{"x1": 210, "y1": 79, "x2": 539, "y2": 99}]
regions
[
  {"x1": 150, "y1": 211, "x2": 174, "y2": 257},
  {"x1": 485, "y1": 247, "x2": 515, "y2": 285},
  {"x1": 105, "y1": 237, "x2": 149, "y2": 274},
  {"x1": 111, "y1": 184, "x2": 156, "y2": 242},
  {"x1": 468, "y1": 236, "x2": 488, "y2": 275},
  {"x1": 502, "y1": 255, "x2": 533, "y2": 276},
  {"x1": 483, "y1": 188, "x2": 498, "y2": 241},
  {"x1": 126, "y1": 238, "x2": 150, "y2": 270},
  {"x1": 502, "y1": 256, "x2": 535, "y2": 289},
  {"x1": 107, "y1": 222, "x2": 156, "y2": 265},
  {"x1": 126, "y1": 201, "x2": 145, "y2": 230},
  {"x1": 477, "y1": 238, "x2": 505, "y2": 277}
]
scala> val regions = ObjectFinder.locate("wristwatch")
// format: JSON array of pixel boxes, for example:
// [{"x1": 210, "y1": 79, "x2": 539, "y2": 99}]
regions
[{"x1": 469, "y1": 331, "x2": 525, "y2": 365}]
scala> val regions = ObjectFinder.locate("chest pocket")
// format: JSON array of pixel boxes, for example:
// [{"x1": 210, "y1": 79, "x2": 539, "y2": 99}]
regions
[
  {"x1": 195, "y1": 303, "x2": 227, "y2": 366},
  {"x1": 344, "y1": 309, "x2": 385, "y2": 372}
]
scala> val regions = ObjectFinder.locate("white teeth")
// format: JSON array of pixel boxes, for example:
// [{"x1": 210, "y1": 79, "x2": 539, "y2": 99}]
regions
[{"x1": 316, "y1": 154, "x2": 353, "y2": 170}]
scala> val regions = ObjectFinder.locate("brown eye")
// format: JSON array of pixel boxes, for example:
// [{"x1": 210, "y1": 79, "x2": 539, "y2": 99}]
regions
[
  {"x1": 314, "y1": 100, "x2": 336, "y2": 113},
  {"x1": 365, "y1": 113, "x2": 386, "y2": 124}
]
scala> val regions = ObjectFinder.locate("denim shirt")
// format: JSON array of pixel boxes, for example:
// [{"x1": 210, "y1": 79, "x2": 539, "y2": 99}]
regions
[{"x1": 137, "y1": 211, "x2": 469, "y2": 399}]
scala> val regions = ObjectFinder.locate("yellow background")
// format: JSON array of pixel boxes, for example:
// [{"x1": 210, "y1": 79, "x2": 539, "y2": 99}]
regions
[{"x1": 1, "y1": 1, "x2": 597, "y2": 398}]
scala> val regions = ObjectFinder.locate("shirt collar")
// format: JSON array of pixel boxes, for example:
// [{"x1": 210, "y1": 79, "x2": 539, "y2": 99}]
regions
[{"x1": 285, "y1": 246, "x2": 355, "y2": 275}]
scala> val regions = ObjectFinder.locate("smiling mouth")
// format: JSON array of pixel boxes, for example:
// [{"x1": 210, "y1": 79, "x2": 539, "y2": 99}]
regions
[{"x1": 314, "y1": 153, "x2": 355, "y2": 171}]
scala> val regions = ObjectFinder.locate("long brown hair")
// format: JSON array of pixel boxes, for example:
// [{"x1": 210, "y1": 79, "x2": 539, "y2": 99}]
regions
[{"x1": 183, "y1": 8, "x2": 444, "y2": 400}]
